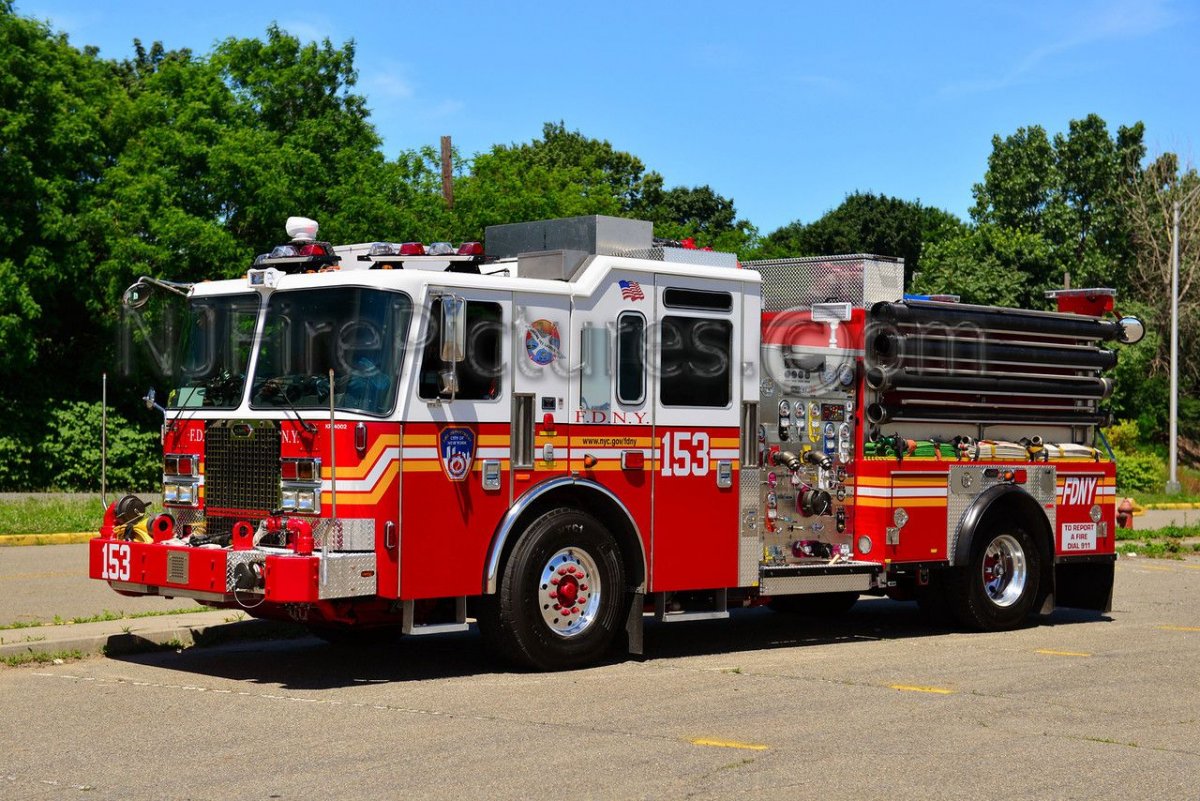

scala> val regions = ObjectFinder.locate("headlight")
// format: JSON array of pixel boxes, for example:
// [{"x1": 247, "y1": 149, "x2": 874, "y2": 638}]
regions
[
  {"x1": 163, "y1": 480, "x2": 199, "y2": 507},
  {"x1": 296, "y1": 489, "x2": 319, "y2": 513}
]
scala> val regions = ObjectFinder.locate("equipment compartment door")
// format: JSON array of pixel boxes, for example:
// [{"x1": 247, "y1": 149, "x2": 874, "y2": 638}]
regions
[
  {"x1": 400, "y1": 288, "x2": 512, "y2": 599},
  {"x1": 651, "y1": 275, "x2": 742, "y2": 591}
]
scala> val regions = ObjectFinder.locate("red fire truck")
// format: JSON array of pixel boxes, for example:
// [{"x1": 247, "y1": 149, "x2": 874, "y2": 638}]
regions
[{"x1": 92, "y1": 215, "x2": 1145, "y2": 669}]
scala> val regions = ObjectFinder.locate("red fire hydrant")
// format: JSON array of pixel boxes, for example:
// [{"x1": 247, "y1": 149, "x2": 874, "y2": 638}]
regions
[{"x1": 1116, "y1": 497, "x2": 1135, "y2": 529}]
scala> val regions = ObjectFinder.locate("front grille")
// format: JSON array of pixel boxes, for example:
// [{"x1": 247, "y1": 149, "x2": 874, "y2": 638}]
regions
[{"x1": 204, "y1": 421, "x2": 281, "y2": 542}]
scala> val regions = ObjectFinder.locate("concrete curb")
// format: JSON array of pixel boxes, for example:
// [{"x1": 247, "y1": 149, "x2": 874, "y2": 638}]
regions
[
  {"x1": 0, "y1": 610, "x2": 297, "y2": 661},
  {"x1": 0, "y1": 532, "x2": 94, "y2": 547}
]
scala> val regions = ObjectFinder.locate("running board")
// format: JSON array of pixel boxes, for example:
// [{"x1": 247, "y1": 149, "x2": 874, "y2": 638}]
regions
[
  {"x1": 401, "y1": 597, "x2": 469, "y2": 635},
  {"x1": 759, "y1": 561, "x2": 879, "y2": 596},
  {"x1": 653, "y1": 588, "x2": 730, "y2": 623}
]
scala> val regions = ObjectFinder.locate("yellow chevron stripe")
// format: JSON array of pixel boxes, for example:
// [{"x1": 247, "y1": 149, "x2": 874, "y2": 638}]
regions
[
  {"x1": 322, "y1": 463, "x2": 398, "y2": 506},
  {"x1": 321, "y1": 434, "x2": 400, "y2": 480}
]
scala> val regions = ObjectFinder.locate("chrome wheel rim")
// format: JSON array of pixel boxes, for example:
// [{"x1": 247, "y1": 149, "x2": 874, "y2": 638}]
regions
[
  {"x1": 981, "y1": 533, "x2": 1027, "y2": 608},
  {"x1": 538, "y1": 547, "x2": 602, "y2": 638}
]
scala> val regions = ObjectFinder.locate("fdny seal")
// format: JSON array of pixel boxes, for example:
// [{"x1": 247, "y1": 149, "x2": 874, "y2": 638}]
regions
[{"x1": 439, "y1": 427, "x2": 476, "y2": 482}]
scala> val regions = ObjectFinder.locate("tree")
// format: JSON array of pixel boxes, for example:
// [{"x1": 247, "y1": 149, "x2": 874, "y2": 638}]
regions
[
  {"x1": 912, "y1": 225, "x2": 1051, "y2": 308},
  {"x1": 753, "y1": 192, "x2": 941, "y2": 279},
  {"x1": 971, "y1": 114, "x2": 1145, "y2": 289}
]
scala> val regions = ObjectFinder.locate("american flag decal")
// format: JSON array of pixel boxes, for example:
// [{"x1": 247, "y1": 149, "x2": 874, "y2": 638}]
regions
[{"x1": 618, "y1": 279, "x2": 645, "y2": 301}]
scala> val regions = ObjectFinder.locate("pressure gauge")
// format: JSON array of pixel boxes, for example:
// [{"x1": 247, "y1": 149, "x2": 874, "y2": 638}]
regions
[{"x1": 778, "y1": 400, "x2": 792, "y2": 417}]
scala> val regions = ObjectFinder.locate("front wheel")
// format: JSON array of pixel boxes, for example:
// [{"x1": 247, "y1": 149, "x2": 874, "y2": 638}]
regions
[
  {"x1": 946, "y1": 524, "x2": 1041, "y2": 631},
  {"x1": 478, "y1": 508, "x2": 625, "y2": 671}
]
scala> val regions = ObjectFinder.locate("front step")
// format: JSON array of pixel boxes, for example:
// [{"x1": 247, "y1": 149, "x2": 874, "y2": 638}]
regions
[
  {"x1": 653, "y1": 588, "x2": 730, "y2": 623},
  {"x1": 759, "y1": 561, "x2": 880, "y2": 596}
]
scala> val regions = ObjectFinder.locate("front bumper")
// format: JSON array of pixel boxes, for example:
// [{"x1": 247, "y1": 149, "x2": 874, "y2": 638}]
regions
[{"x1": 88, "y1": 537, "x2": 377, "y2": 603}]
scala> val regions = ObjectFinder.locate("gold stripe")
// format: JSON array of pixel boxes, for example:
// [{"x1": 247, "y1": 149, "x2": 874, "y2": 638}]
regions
[
  {"x1": 321, "y1": 464, "x2": 398, "y2": 506},
  {"x1": 321, "y1": 434, "x2": 401, "y2": 480},
  {"x1": 858, "y1": 497, "x2": 947, "y2": 508}
]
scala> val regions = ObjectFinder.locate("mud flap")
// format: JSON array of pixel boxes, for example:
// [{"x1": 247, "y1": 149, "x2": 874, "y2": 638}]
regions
[
  {"x1": 625, "y1": 590, "x2": 644, "y2": 655},
  {"x1": 1053, "y1": 558, "x2": 1115, "y2": 613}
]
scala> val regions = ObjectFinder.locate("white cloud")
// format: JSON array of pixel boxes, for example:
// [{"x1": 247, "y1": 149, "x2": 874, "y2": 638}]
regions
[{"x1": 939, "y1": 0, "x2": 1178, "y2": 97}]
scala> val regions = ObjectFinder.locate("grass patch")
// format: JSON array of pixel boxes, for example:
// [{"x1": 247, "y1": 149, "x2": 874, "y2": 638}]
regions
[
  {"x1": 0, "y1": 606, "x2": 208, "y2": 631},
  {"x1": 1, "y1": 649, "x2": 84, "y2": 667},
  {"x1": 1115, "y1": 524, "x2": 1200, "y2": 542},
  {"x1": 1117, "y1": 541, "x2": 1186, "y2": 559},
  {"x1": 0, "y1": 496, "x2": 105, "y2": 535}
]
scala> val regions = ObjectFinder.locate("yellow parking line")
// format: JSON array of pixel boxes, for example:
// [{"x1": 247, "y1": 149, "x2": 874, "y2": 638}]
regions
[
  {"x1": 1156, "y1": 625, "x2": 1200, "y2": 632},
  {"x1": 1036, "y1": 649, "x2": 1092, "y2": 657},
  {"x1": 688, "y1": 738, "x2": 769, "y2": 751},
  {"x1": 889, "y1": 684, "x2": 955, "y2": 695},
  {"x1": 1140, "y1": 566, "x2": 1174, "y2": 572}
]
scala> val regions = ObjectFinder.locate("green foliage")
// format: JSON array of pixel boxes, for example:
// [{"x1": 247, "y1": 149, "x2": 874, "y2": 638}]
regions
[
  {"x1": 754, "y1": 193, "x2": 922, "y2": 270},
  {"x1": 37, "y1": 402, "x2": 160, "y2": 492},
  {"x1": 1103, "y1": 419, "x2": 1167, "y2": 492},
  {"x1": 912, "y1": 224, "x2": 1050, "y2": 307},
  {"x1": 971, "y1": 114, "x2": 1144, "y2": 290},
  {"x1": 0, "y1": 495, "x2": 106, "y2": 535}
]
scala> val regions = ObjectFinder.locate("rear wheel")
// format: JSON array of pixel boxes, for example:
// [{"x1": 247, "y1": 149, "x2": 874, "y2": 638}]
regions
[
  {"x1": 947, "y1": 523, "x2": 1041, "y2": 631},
  {"x1": 478, "y1": 508, "x2": 625, "y2": 671}
]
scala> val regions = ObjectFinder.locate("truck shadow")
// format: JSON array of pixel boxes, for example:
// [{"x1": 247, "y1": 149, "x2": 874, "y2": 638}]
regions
[{"x1": 110, "y1": 597, "x2": 1109, "y2": 690}]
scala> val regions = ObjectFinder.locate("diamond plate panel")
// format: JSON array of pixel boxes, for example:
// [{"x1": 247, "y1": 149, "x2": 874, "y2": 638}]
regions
[
  {"x1": 619, "y1": 246, "x2": 738, "y2": 269},
  {"x1": 314, "y1": 518, "x2": 375, "y2": 551},
  {"x1": 946, "y1": 465, "x2": 1056, "y2": 564},
  {"x1": 318, "y1": 552, "x2": 378, "y2": 599},
  {"x1": 739, "y1": 467, "x2": 762, "y2": 587},
  {"x1": 743, "y1": 255, "x2": 904, "y2": 311},
  {"x1": 759, "y1": 573, "x2": 873, "y2": 595}
]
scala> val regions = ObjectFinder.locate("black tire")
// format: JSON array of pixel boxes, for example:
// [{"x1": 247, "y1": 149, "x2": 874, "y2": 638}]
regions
[
  {"x1": 478, "y1": 508, "x2": 625, "y2": 671},
  {"x1": 946, "y1": 523, "x2": 1041, "y2": 631},
  {"x1": 768, "y1": 592, "x2": 859, "y2": 616}
]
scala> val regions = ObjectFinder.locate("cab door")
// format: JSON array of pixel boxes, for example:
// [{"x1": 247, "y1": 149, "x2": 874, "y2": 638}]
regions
[
  {"x1": 650, "y1": 276, "x2": 742, "y2": 591},
  {"x1": 511, "y1": 292, "x2": 571, "y2": 491},
  {"x1": 400, "y1": 288, "x2": 512, "y2": 599}
]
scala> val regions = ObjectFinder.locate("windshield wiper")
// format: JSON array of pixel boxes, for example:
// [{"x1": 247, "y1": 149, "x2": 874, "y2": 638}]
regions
[{"x1": 263, "y1": 379, "x2": 317, "y2": 435}]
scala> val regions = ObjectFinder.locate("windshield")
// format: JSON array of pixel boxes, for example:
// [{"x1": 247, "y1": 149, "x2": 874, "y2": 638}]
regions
[
  {"x1": 250, "y1": 287, "x2": 412, "y2": 416},
  {"x1": 168, "y1": 294, "x2": 261, "y2": 409}
]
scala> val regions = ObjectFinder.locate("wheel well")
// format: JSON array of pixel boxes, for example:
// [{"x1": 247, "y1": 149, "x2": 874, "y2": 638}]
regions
[
  {"x1": 486, "y1": 483, "x2": 646, "y2": 595},
  {"x1": 956, "y1": 486, "x2": 1055, "y2": 595}
]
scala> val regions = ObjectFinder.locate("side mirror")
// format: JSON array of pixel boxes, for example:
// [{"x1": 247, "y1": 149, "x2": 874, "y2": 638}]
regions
[
  {"x1": 143, "y1": 388, "x2": 157, "y2": 410},
  {"x1": 123, "y1": 282, "x2": 152, "y2": 309},
  {"x1": 1118, "y1": 316, "x2": 1145, "y2": 345},
  {"x1": 440, "y1": 297, "x2": 466, "y2": 363}
]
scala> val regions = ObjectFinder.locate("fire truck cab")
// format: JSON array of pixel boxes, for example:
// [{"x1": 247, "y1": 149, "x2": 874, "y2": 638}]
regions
[{"x1": 93, "y1": 215, "x2": 1144, "y2": 669}]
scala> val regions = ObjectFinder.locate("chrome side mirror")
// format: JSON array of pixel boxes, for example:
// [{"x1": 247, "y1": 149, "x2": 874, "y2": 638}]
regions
[
  {"x1": 440, "y1": 297, "x2": 466, "y2": 362},
  {"x1": 1118, "y1": 316, "x2": 1145, "y2": 345}
]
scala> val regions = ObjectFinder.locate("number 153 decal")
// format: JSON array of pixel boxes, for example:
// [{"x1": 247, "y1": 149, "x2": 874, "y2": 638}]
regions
[{"x1": 660, "y1": 431, "x2": 710, "y2": 477}]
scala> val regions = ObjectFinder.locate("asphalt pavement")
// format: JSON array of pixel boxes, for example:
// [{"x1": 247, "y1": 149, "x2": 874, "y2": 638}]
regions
[{"x1": 1, "y1": 556, "x2": 1198, "y2": 800}]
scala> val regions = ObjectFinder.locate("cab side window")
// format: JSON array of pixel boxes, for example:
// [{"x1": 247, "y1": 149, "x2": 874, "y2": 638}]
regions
[
  {"x1": 659, "y1": 316, "x2": 732, "y2": 407},
  {"x1": 418, "y1": 299, "x2": 504, "y2": 400}
]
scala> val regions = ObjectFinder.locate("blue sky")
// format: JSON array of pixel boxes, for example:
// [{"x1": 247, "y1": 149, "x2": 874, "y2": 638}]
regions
[{"x1": 18, "y1": 0, "x2": 1200, "y2": 234}]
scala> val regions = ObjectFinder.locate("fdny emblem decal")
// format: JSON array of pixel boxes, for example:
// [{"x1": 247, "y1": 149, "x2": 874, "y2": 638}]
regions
[
  {"x1": 439, "y1": 427, "x2": 476, "y2": 482},
  {"x1": 525, "y1": 319, "x2": 561, "y2": 365}
]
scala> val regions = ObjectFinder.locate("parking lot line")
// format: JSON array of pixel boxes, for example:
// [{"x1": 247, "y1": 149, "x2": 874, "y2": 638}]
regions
[
  {"x1": 888, "y1": 684, "x2": 955, "y2": 695},
  {"x1": 1035, "y1": 649, "x2": 1092, "y2": 657},
  {"x1": 1155, "y1": 625, "x2": 1200, "y2": 632},
  {"x1": 688, "y1": 738, "x2": 769, "y2": 751}
]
